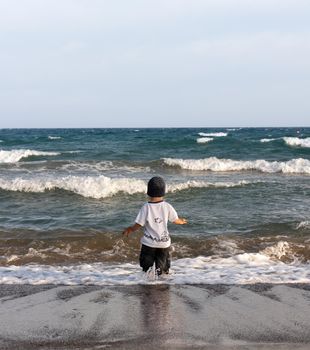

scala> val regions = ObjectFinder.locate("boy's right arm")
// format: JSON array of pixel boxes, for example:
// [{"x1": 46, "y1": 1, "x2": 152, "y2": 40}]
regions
[{"x1": 122, "y1": 223, "x2": 142, "y2": 236}]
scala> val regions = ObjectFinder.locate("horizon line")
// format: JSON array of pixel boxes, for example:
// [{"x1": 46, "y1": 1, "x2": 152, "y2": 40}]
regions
[{"x1": 1, "y1": 126, "x2": 309, "y2": 130}]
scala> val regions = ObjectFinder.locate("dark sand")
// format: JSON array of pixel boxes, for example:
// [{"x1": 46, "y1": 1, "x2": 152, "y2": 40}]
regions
[{"x1": 0, "y1": 284, "x2": 310, "y2": 349}]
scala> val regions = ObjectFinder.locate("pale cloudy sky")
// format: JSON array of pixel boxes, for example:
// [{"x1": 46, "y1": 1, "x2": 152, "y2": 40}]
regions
[{"x1": 0, "y1": 0, "x2": 309, "y2": 127}]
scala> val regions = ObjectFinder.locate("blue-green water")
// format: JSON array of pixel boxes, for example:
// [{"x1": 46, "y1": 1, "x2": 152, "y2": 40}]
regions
[{"x1": 0, "y1": 128, "x2": 309, "y2": 268}]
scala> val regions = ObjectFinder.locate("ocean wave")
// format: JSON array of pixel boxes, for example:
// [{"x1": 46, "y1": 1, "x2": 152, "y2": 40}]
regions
[
  {"x1": 163, "y1": 157, "x2": 310, "y2": 174},
  {"x1": 0, "y1": 176, "x2": 146, "y2": 199},
  {"x1": 63, "y1": 150, "x2": 83, "y2": 154},
  {"x1": 261, "y1": 241, "x2": 295, "y2": 261},
  {"x1": 48, "y1": 136, "x2": 62, "y2": 140},
  {"x1": 283, "y1": 137, "x2": 310, "y2": 148},
  {"x1": 0, "y1": 176, "x2": 253, "y2": 198},
  {"x1": 196, "y1": 137, "x2": 213, "y2": 144},
  {"x1": 260, "y1": 138, "x2": 278, "y2": 143},
  {"x1": 168, "y1": 180, "x2": 251, "y2": 192},
  {"x1": 296, "y1": 221, "x2": 310, "y2": 230},
  {"x1": 1, "y1": 230, "x2": 308, "y2": 269},
  {"x1": 0, "y1": 254, "x2": 309, "y2": 285},
  {"x1": 198, "y1": 132, "x2": 227, "y2": 137},
  {"x1": 60, "y1": 161, "x2": 151, "y2": 173},
  {"x1": 260, "y1": 137, "x2": 310, "y2": 148},
  {"x1": 0, "y1": 149, "x2": 59, "y2": 163}
]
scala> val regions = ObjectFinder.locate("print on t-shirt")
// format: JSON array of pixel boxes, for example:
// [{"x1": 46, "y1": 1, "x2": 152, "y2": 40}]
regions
[{"x1": 135, "y1": 201, "x2": 178, "y2": 248}]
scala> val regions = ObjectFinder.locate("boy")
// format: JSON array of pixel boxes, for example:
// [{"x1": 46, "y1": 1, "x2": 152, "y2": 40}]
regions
[{"x1": 123, "y1": 176, "x2": 187, "y2": 275}]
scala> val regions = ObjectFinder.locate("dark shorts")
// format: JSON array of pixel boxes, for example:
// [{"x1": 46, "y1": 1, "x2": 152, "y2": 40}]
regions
[{"x1": 139, "y1": 244, "x2": 170, "y2": 274}]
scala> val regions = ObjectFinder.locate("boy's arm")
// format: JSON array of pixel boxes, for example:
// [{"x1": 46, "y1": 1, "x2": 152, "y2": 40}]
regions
[
  {"x1": 122, "y1": 223, "x2": 142, "y2": 236},
  {"x1": 173, "y1": 217, "x2": 187, "y2": 225}
]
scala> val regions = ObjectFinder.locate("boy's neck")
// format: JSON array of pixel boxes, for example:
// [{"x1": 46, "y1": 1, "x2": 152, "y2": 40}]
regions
[{"x1": 148, "y1": 196, "x2": 164, "y2": 203}]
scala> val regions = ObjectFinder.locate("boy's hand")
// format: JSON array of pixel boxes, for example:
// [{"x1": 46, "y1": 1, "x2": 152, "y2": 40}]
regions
[
  {"x1": 122, "y1": 223, "x2": 142, "y2": 236},
  {"x1": 122, "y1": 227, "x2": 134, "y2": 236},
  {"x1": 174, "y1": 217, "x2": 188, "y2": 225}
]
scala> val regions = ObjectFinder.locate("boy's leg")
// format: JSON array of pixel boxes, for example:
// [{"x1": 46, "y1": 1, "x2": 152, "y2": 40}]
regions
[
  {"x1": 139, "y1": 244, "x2": 156, "y2": 272},
  {"x1": 155, "y1": 247, "x2": 170, "y2": 275}
]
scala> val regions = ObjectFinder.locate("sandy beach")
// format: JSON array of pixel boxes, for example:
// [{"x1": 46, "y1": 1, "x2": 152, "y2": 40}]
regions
[{"x1": 0, "y1": 283, "x2": 310, "y2": 349}]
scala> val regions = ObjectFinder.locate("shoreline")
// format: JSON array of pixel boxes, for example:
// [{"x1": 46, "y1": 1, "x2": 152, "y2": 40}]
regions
[{"x1": 0, "y1": 283, "x2": 310, "y2": 349}]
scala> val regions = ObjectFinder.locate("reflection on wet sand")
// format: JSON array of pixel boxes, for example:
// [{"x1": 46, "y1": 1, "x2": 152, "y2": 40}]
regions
[{"x1": 140, "y1": 285, "x2": 173, "y2": 337}]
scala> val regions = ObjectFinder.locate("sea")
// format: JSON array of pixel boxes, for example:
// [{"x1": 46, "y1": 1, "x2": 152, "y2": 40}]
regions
[{"x1": 0, "y1": 127, "x2": 309, "y2": 285}]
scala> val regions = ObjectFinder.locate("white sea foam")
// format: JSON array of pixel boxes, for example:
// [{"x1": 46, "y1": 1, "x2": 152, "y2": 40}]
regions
[
  {"x1": 0, "y1": 176, "x2": 146, "y2": 199},
  {"x1": 296, "y1": 221, "x2": 310, "y2": 230},
  {"x1": 163, "y1": 157, "x2": 310, "y2": 174},
  {"x1": 0, "y1": 253, "x2": 309, "y2": 285},
  {"x1": 261, "y1": 241, "x2": 293, "y2": 261},
  {"x1": 48, "y1": 136, "x2": 62, "y2": 140},
  {"x1": 260, "y1": 138, "x2": 278, "y2": 143},
  {"x1": 260, "y1": 137, "x2": 310, "y2": 147},
  {"x1": 196, "y1": 137, "x2": 213, "y2": 144},
  {"x1": 60, "y1": 161, "x2": 151, "y2": 174},
  {"x1": 283, "y1": 137, "x2": 310, "y2": 148},
  {"x1": 63, "y1": 150, "x2": 83, "y2": 154},
  {"x1": 167, "y1": 180, "x2": 252, "y2": 192},
  {"x1": 0, "y1": 149, "x2": 59, "y2": 163},
  {"x1": 0, "y1": 176, "x2": 253, "y2": 198},
  {"x1": 198, "y1": 132, "x2": 227, "y2": 137},
  {"x1": 211, "y1": 239, "x2": 244, "y2": 256}
]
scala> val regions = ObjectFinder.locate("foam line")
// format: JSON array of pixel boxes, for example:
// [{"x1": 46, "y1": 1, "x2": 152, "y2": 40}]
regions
[
  {"x1": 0, "y1": 149, "x2": 59, "y2": 163},
  {"x1": 198, "y1": 132, "x2": 227, "y2": 137},
  {"x1": 196, "y1": 137, "x2": 213, "y2": 143},
  {"x1": 163, "y1": 157, "x2": 310, "y2": 174},
  {"x1": 0, "y1": 252, "x2": 309, "y2": 285},
  {"x1": 283, "y1": 137, "x2": 310, "y2": 148},
  {"x1": 0, "y1": 176, "x2": 254, "y2": 198}
]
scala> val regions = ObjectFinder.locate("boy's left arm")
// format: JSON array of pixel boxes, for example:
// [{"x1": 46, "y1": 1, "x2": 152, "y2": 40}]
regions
[
  {"x1": 174, "y1": 217, "x2": 187, "y2": 225},
  {"x1": 122, "y1": 223, "x2": 142, "y2": 236}
]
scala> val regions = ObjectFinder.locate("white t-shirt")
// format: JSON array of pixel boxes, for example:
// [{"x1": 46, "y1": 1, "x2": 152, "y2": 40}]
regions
[{"x1": 135, "y1": 201, "x2": 178, "y2": 248}]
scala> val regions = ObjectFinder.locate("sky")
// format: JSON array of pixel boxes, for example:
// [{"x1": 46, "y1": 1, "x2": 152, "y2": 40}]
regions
[{"x1": 0, "y1": 0, "x2": 309, "y2": 128}]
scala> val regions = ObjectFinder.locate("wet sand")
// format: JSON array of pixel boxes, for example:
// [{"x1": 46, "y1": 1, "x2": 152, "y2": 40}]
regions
[{"x1": 0, "y1": 284, "x2": 310, "y2": 349}]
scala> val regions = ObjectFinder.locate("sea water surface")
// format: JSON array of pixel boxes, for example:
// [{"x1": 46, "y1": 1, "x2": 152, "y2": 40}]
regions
[{"x1": 0, "y1": 128, "x2": 309, "y2": 284}]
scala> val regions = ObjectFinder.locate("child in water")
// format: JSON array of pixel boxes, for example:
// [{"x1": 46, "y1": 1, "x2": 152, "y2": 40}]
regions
[{"x1": 123, "y1": 176, "x2": 187, "y2": 275}]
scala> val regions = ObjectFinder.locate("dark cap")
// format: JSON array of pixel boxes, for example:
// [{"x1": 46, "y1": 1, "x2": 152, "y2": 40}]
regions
[{"x1": 147, "y1": 176, "x2": 166, "y2": 197}]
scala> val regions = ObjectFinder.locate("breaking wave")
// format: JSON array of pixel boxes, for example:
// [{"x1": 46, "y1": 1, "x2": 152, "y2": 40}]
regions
[
  {"x1": 0, "y1": 176, "x2": 145, "y2": 198},
  {"x1": 0, "y1": 176, "x2": 252, "y2": 199},
  {"x1": 1, "y1": 229, "x2": 309, "y2": 267},
  {"x1": 48, "y1": 136, "x2": 62, "y2": 140},
  {"x1": 168, "y1": 180, "x2": 252, "y2": 192},
  {"x1": 296, "y1": 221, "x2": 310, "y2": 230},
  {"x1": 260, "y1": 138, "x2": 278, "y2": 143},
  {"x1": 163, "y1": 157, "x2": 310, "y2": 174},
  {"x1": 0, "y1": 149, "x2": 59, "y2": 163},
  {"x1": 283, "y1": 137, "x2": 310, "y2": 148},
  {"x1": 1, "y1": 232, "x2": 309, "y2": 284},
  {"x1": 259, "y1": 137, "x2": 310, "y2": 148},
  {"x1": 198, "y1": 132, "x2": 227, "y2": 137},
  {"x1": 60, "y1": 161, "x2": 151, "y2": 174},
  {"x1": 0, "y1": 253, "x2": 309, "y2": 285},
  {"x1": 196, "y1": 137, "x2": 213, "y2": 143}
]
